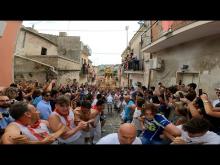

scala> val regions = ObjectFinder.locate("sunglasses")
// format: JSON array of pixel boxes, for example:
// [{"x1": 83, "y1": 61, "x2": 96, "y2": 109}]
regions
[{"x1": 0, "y1": 100, "x2": 10, "y2": 102}]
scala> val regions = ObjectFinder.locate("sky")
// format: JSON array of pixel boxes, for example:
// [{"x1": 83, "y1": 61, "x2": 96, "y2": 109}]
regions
[{"x1": 22, "y1": 21, "x2": 140, "y2": 66}]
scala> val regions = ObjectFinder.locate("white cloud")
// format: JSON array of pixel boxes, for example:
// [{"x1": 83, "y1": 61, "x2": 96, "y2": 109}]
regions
[{"x1": 22, "y1": 21, "x2": 140, "y2": 65}]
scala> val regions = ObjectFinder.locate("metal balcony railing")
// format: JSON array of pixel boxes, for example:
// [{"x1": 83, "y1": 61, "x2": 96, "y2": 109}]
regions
[{"x1": 122, "y1": 59, "x2": 144, "y2": 72}]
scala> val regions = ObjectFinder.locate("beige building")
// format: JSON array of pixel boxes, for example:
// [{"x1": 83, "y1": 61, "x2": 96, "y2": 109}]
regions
[
  {"x1": 14, "y1": 26, "x2": 92, "y2": 85},
  {"x1": 119, "y1": 47, "x2": 129, "y2": 88},
  {"x1": 79, "y1": 43, "x2": 92, "y2": 85},
  {"x1": 87, "y1": 59, "x2": 96, "y2": 85},
  {"x1": 141, "y1": 21, "x2": 220, "y2": 99},
  {"x1": 121, "y1": 22, "x2": 148, "y2": 88}
]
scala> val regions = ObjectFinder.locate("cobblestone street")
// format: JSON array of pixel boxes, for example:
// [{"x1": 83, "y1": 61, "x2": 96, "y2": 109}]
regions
[{"x1": 101, "y1": 104, "x2": 122, "y2": 137}]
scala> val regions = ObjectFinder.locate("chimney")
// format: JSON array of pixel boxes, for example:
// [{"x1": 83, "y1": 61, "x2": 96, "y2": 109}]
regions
[{"x1": 59, "y1": 32, "x2": 67, "y2": 37}]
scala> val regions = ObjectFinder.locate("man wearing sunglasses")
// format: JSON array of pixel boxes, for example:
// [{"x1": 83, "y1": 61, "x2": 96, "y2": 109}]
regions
[
  {"x1": 212, "y1": 88, "x2": 220, "y2": 107},
  {"x1": 37, "y1": 91, "x2": 52, "y2": 120}
]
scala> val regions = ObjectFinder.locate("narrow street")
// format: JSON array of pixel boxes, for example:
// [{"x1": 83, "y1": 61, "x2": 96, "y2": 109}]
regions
[{"x1": 101, "y1": 104, "x2": 122, "y2": 137}]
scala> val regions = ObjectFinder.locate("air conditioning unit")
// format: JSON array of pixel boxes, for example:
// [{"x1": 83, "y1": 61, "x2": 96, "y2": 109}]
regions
[{"x1": 149, "y1": 58, "x2": 162, "y2": 70}]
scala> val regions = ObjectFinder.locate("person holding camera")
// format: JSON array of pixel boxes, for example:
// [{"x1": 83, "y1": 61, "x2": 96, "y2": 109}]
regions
[
  {"x1": 212, "y1": 88, "x2": 220, "y2": 107},
  {"x1": 180, "y1": 92, "x2": 220, "y2": 135}
]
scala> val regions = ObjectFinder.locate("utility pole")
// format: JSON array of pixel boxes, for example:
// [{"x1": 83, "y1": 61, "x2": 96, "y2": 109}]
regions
[
  {"x1": 125, "y1": 26, "x2": 129, "y2": 47},
  {"x1": 125, "y1": 25, "x2": 129, "y2": 88}
]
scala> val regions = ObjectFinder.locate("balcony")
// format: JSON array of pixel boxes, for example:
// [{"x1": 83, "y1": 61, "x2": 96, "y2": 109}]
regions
[
  {"x1": 122, "y1": 58, "x2": 144, "y2": 74},
  {"x1": 80, "y1": 64, "x2": 89, "y2": 76},
  {"x1": 142, "y1": 21, "x2": 220, "y2": 53}
]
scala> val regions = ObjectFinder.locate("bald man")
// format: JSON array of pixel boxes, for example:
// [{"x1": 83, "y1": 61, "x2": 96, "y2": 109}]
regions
[{"x1": 96, "y1": 123, "x2": 142, "y2": 144}]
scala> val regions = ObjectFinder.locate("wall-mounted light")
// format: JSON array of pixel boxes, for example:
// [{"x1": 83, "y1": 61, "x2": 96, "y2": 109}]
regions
[{"x1": 181, "y1": 65, "x2": 189, "y2": 71}]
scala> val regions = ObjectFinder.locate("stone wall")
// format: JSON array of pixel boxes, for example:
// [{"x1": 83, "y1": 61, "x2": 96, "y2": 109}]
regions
[
  {"x1": 14, "y1": 56, "x2": 56, "y2": 84},
  {"x1": 57, "y1": 70, "x2": 80, "y2": 85}
]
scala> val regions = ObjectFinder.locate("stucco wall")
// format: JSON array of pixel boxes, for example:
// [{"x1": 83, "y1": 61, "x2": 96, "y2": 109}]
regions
[
  {"x1": 129, "y1": 74, "x2": 144, "y2": 87},
  {"x1": 0, "y1": 21, "x2": 22, "y2": 86},
  {"x1": 15, "y1": 30, "x2": 58, "y2": 56},
  {"x1": 57, "y1": 36, "x2": 81, "y2": 62},
  {"x1": 150, "y1": 34, "x2": 220, "y2": 99}
]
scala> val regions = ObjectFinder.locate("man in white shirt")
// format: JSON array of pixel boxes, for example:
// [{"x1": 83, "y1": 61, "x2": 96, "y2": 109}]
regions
[
  {"x1": 106, "y1": 93, "x2": 113, "y2": 114},
  {"x1": 92, "y1": 94, "x2": 102, "y2": 107},
  {"x1": 172, "y1": 118, "x2": 220, "y2": 144},
  {"x1": 96, "y1": 123, "x2": 142, "y2": 144},
  {"x1": 212, "y1": 88, "x2": 220, "y2": 107}
]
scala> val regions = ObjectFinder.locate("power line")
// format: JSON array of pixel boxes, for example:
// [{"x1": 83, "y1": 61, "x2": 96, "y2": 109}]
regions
[
  {"x1": 92, "y1": 52, "x2": 121, "y2": 54},
  {"x1": 36, "y1": 29, "x2": 125, "y2": 32}
]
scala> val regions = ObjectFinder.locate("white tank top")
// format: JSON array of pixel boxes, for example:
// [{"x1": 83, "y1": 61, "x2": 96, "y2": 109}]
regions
[
  {"x1": 51, "y1": 110, "x2": 81, "y2": 144},
  {"x1": 13, "y1": 121, "x2": 58, "y2": 144}
]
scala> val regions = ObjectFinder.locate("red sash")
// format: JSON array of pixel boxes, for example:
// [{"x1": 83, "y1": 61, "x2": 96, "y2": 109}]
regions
[
  {"x1": 55, "y1": 109, "x2": 71, "y2": 129},
  {"x1": 27, "y1": 126, "x2": 49, "y2": 141},
  {"x1": 16, "y1": 120, "x2": 49, "y2": 141}
]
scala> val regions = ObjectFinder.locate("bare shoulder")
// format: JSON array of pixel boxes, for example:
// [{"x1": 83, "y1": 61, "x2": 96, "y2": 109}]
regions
[
  {"x1": 2, "y1": 123, "x2": 22, "y2": 144},
  {"x1": 48, "y1": 112, "x2": 60, "y2": 121},
  {"x1": 41, "y1": 120, "x2": 49, "y2": 127},
  {"x1": 5, "y1": 123, "x2": 20, "y2": 133},
  {"x1": 90, "y1": 108, "x2": 98, "y2": 118}
]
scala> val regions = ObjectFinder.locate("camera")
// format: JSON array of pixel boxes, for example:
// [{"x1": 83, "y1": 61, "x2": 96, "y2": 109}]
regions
[
  {"x1": 199, "y1": 89, "x2": 203, "y2": 96},
  {"x1": 194, "y1": 97, "x2": 204, "y2": 110},
  {"x1": 179, "y1": 92, "x2": 184, "y2": 98},
  {"x1": 0, "y1": 128, "x2": 5, "y2": 135},
  {"x1": 0, "y1": 126, "x2": 5, "y2": 135},
  {"x1": 1, "y1": 112, "x2": 10, "y2": 118}
]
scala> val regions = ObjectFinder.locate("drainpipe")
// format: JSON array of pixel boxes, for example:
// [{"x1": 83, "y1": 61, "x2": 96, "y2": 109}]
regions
[{"x1": 147, "y1": 53, "x2": 152, "y2": 89}]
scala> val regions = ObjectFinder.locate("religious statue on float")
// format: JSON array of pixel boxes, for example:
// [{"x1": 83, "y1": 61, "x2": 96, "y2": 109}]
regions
[{"x1": 104, "y1": 66, "x2": 113, "y2": 79}]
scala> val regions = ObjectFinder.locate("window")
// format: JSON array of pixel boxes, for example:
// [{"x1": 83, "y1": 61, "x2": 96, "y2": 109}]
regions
[
  {"x1": 41, "y1": 47, "x2": 47, "y2": 55},
  {"x1": 0, "y1": 21, "x2": 6, "y2": 37}
]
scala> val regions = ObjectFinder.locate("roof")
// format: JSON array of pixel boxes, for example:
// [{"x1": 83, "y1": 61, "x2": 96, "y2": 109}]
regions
[
  {"x1": 15, "y1": 55, "x2": 58, "y2": 75},
  {"x1": 21, "y1": 26, "x2": 58, "y2": 46}
]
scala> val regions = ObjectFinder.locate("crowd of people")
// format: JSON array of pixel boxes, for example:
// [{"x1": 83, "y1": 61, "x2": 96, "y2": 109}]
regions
[{"x1": 1, "y1": 79, "x2": 220, "y2": 144}]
